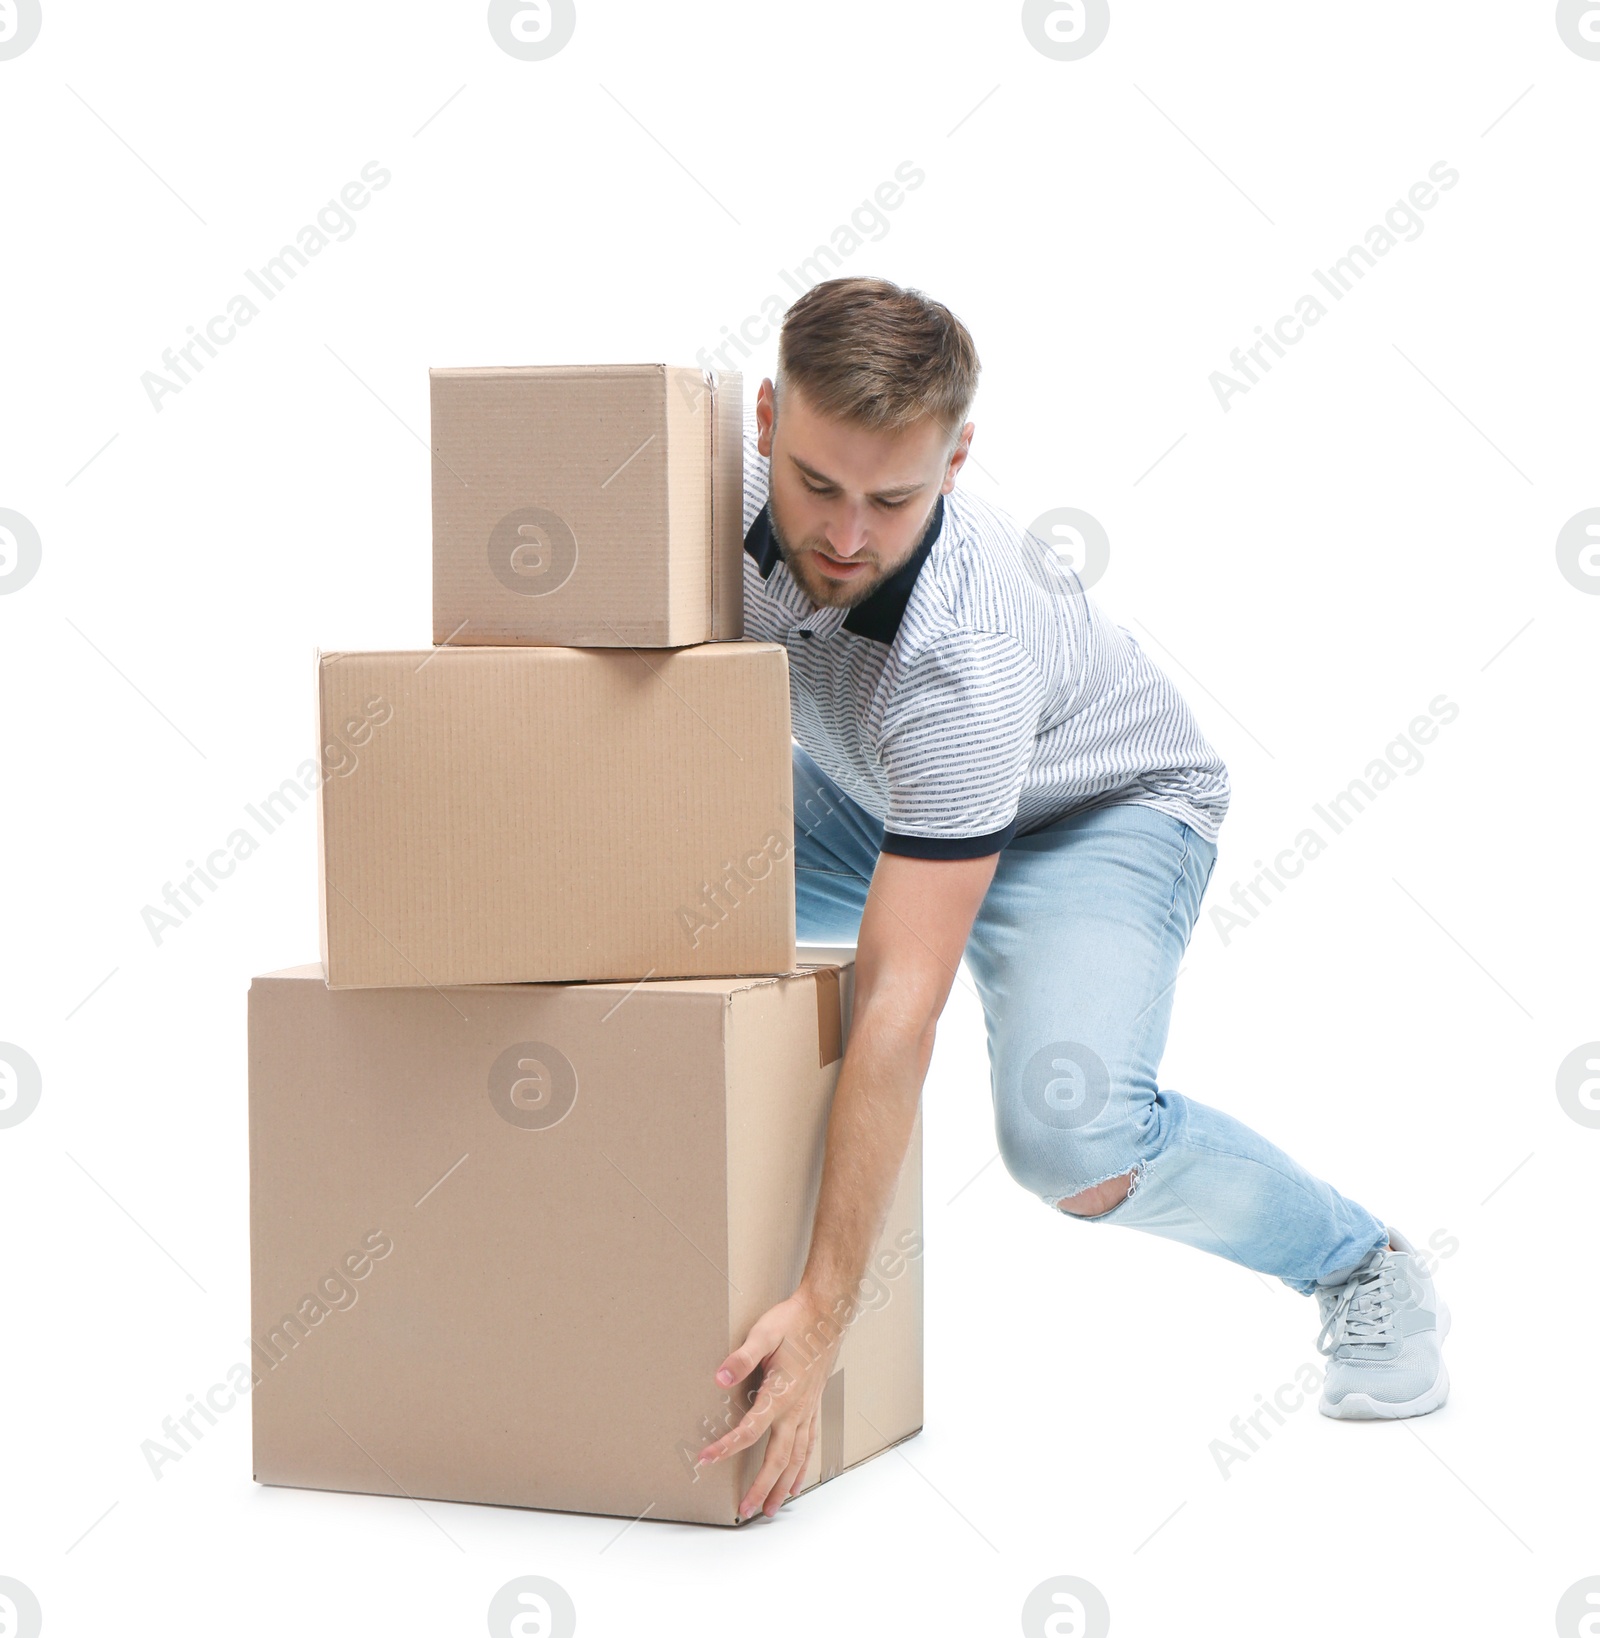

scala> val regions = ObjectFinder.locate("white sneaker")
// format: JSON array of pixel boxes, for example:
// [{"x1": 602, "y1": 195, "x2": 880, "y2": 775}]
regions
[{"x1": 1315, "y1": 1227, "x2": 1451, "y2": 1420}]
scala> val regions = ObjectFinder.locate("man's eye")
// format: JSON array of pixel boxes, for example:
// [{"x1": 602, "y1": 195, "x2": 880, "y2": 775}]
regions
[{"x1": 798, "y1": 480, "x2": 910, "y2": 508}]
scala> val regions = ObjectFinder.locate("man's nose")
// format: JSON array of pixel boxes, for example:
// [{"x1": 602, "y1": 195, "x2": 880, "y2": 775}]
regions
[{"x1": 824, "y1": 506, "x2": 870, "y2": 558}]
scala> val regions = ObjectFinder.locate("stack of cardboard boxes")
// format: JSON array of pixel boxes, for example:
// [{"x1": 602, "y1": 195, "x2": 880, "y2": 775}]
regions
[{"x1": 247, "y1": 366, "x2": 924, "y2": 1527}]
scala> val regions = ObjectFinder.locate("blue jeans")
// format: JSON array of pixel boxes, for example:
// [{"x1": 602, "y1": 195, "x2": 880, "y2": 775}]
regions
[{"x1": 791, "y1": 744, "x2": 1390, "y2": 1296}]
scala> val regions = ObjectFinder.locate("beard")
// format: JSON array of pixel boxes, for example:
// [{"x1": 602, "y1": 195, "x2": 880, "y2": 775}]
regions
[{"x1": 768, "y1": 492, "x2": 937, "y2": 610}]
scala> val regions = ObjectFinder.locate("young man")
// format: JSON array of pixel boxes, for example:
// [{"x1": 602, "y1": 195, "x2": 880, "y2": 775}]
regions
[{"x1": 695, "y1": 277, "x2": 1450, "y2": 1520}]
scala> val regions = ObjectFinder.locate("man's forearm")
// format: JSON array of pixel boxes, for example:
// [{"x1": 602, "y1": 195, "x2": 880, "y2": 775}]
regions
[{"x1": 797, "y1": 993, "x2": 935, "y2": 1318}]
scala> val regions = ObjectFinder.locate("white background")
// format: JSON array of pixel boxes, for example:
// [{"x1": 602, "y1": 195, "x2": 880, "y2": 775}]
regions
[{"x1": 2, "y1": 2, "x2": 1597, "y2": 1634}]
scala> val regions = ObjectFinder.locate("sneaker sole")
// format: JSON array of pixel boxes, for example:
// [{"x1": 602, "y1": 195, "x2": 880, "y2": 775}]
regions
[{"x1": 1318, "y1": 1300, "x2": 1452, "y2": 1421}]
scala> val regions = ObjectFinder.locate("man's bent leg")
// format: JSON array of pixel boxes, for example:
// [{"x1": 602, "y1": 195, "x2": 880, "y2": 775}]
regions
[{"x1": 964, "y1": 800, "x2": 1389, "y2": 1296}]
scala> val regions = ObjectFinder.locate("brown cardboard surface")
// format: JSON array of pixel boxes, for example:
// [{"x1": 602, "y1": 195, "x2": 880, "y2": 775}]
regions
[
  {"x1": 247, "y1": 949, "x2": 922, "y2": 1528},
  {"x1": 431, "y1": 364, "x2": 744, "y2": 647},
  {"x1": 315, "y1": 642, "x2": 797, "y2": 988}
]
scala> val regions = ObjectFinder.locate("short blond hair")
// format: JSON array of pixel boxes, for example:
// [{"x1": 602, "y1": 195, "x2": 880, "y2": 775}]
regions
[{"x1": 776, "y1": 276, "x2": 980, "y2": 447}]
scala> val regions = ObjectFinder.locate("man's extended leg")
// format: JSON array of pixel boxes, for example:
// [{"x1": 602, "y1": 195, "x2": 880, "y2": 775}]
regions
[
  {"x1": 961, "y1": 798, "x2": 1390, "y2": 1296},
  {"x1": 791, "y1": 746, "x2": 1447, "y2": 1415}
]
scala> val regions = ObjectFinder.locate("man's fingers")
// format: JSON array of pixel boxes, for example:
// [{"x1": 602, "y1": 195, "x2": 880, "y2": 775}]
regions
[
  {"x1": 788, "y1": 1405, "x2": 822, "y2": 1497},
  {"x1": 698, "y1": 1290, "x2": 836, "y2": 1481},
  {"x1": 773, "y1": 1445, "x2": 807, "y2": 1510},
  {"x1": 714, "y1": 1348, "x2": 753, "y2": 1390},
  {"x1": 740, "y1": 1419, "x2": 799, "y2": 1520},
  {"x1": 713, "y1": 1314, "x2": 782, "y2": 1389},
  {"x1": 778, "y1": 1417, "x2": 814, "y2": 1504},
  {"x1": 781, "y1": 1413, "x2": 815, "y2": 1501},
  {"x1": 695, "y1": 1394, "x2": 773, "y2": 1467},
  {"x1": 698, "y1": 1361, "x2": 803, "y2": 1466}
]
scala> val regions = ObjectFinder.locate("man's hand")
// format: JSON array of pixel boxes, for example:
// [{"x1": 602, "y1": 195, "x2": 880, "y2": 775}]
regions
[
  {"x1": 696, "y1": 1286, "x2": 845, "y2": 1519},
  {"x1": 697, "y1": 845, "x2": 1001, "y2": 1521}
]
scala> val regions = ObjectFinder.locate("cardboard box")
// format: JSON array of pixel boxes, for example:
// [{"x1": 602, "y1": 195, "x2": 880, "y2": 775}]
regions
[
  {"x1": 248, "y1": 950, "x2": 923, "y2": 1528},
  {"x1": 431, "y1": 364, "x2": 744, "y2": 648},
  {"x1": 316, "y1": 642, "x2": 797, "y2": 988}
]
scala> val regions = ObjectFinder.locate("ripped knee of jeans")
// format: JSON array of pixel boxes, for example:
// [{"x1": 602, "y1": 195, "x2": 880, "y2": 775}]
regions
[{"x1": 1051, "y1": 1159, "x2": 1146, "y2": 1218}]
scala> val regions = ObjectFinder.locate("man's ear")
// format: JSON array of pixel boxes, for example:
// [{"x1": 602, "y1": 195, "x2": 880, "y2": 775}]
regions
[
  {"x1": 941, "y1": 421, "x2": 975, "y2": 494},
  {"x1": 755, "y1": 377, "x2": 777, "y2": 457}
]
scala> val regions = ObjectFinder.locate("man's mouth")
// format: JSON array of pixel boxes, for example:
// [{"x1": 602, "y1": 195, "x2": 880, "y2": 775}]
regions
[{"x1": 813, "y1": 551, "x2": 868, "y2": 579}]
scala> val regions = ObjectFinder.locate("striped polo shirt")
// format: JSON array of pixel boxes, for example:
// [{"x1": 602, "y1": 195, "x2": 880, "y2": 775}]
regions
[{"x1": 741, "y1": 410, "x2": 1231, "y2": 859}]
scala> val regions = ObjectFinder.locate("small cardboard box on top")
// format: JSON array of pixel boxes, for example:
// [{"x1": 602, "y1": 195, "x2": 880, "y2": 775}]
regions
[
  {"x1": 430, "y1": 364, "x2": 744, "y2": 648},
  {"x1": 315, "y1": 641, "x2": 797, "y2": 988},
  {"x1": 247, "y1": 947, "x2": 923, "y2": 1528}
]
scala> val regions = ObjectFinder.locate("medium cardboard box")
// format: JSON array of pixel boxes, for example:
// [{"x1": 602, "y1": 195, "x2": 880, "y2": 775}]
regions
[
  {"x1": 316, "y1": 642, "x2": 797, "y2": 988},
  {"x1": 247, "y1": 950, "x2": 923, "y2": 1528},
  {"x1": 431, "y1": 364, "x2": 744, "y2": 648}
]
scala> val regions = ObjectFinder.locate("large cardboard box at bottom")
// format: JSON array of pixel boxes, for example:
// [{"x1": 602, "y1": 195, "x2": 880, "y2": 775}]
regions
[{"x1": 248, "y1": 949, "x2": 922, "y2": 1528}]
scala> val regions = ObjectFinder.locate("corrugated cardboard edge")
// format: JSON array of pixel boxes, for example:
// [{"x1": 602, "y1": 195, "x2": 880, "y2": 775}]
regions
[
  {"x1": 426, "y1": 371, "x2": 447, "y2": 644},
  {"x1": 663, "y1": 367, "x2": 709, "y2": 648},
  {"x1": 702, "y1": 369, "x2": 718, "y2": 641},
  {"x1": 314, "y1": 649, "x2": 364, "y2": 987},
  {"x1": 312, "y1": 649, "x2": 331, "y2": 981},
  {"x1": 710, "y1": 369, "x2": 744, "y2": 640},
  {"x1": 246, "y1": 971, "x2": 264, "y2": 1481},
  {"x1": 720, "y1": 960, "x2": 922, "y2": 1525}
]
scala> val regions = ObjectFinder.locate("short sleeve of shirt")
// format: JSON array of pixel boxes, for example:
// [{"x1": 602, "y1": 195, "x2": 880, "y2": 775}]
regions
[{"x1": 875, "y1": 630, "x2": 1047, "y2": 859}]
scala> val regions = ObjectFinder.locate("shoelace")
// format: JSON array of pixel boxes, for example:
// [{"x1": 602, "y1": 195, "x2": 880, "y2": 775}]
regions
[{"x1": 1316, "y1": 1260, "x2": 1403, "y2": 1356}]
